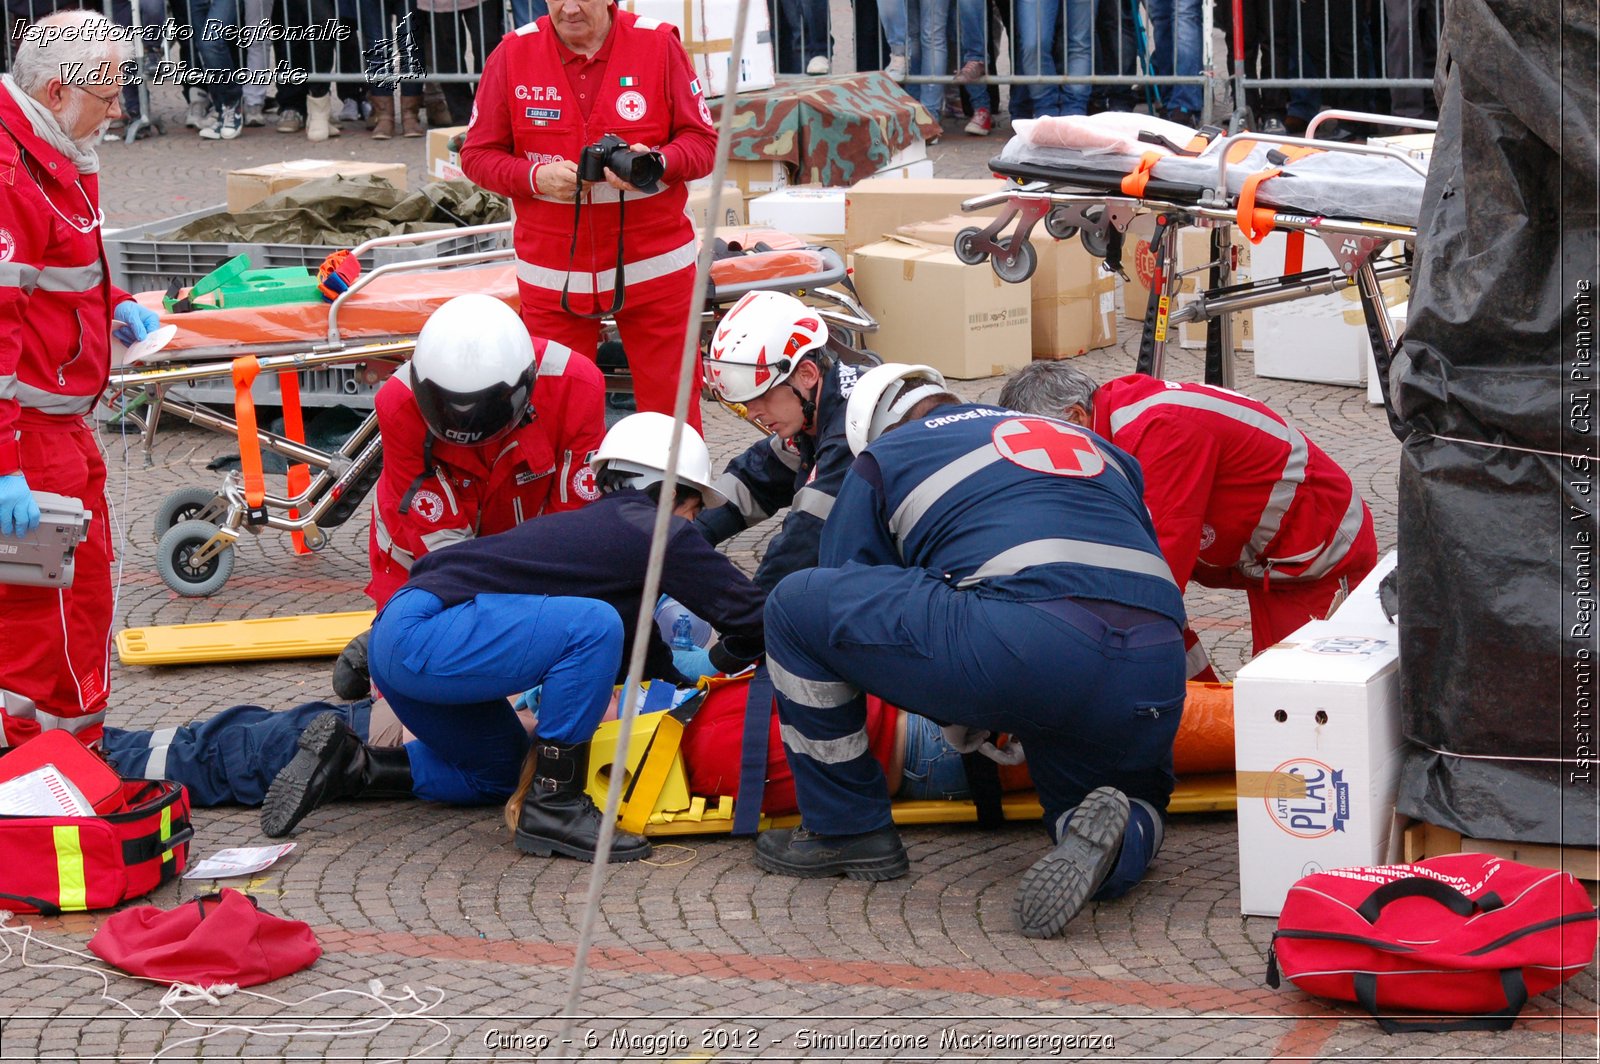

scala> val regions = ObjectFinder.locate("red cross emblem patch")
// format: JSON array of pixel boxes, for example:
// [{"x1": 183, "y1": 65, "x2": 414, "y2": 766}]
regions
[
  {"x1": 991, "y1": 417, "x2": 1105, "y2": 478},
  {"x1": 616, "y1": 90, "x2": 647, "y2": 121}
]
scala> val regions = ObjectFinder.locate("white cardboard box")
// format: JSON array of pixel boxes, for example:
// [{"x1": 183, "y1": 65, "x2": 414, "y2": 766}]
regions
[
  {"x1": 1234, "y1": 616, "x2": 1407, "y2": 917},
  {"x1": 747, "y1": 186, "x2": 846, "y2": 237},
  {"x1": 1327, "y1": 549, "x2": 1398, "y2": 629},
  {"x1": 1253, "y1": 233, "x2": 1408, "y2": 388},
  {"x1": 620, "y1": 0, "x2": 775, "y2": 97}
]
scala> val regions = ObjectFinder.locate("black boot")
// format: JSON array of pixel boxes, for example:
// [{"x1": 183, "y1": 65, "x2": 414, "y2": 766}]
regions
[
  {"x1": 514, "y1": 739, "x2": 652, "y2": 863},
  {"x1": 331, "y1": 630, "x2": 371, "y2": 700},
  {"x1": 260, "y1": 712, "x2": 412, "y2": 837}
]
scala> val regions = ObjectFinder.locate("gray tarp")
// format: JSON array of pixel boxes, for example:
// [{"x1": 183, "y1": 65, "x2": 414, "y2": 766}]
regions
[
  {"x1": 1391, "y1": 0, "x2": 1598, "y2": 844},
  {"x1": 168, "y1": 176, "x2": 509, "y2": 246}
]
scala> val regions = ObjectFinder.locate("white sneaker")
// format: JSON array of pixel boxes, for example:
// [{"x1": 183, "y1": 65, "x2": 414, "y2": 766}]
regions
[
  {"x1": 885, "y1": 54, "x2": 907, "y2": 82},
  {"x1": 199, "y1": 105, "x2": 242, "y2": 141},
  {"x1": 184, "y1": 90, "x2": 211, "y2": 129},
  {"x1": 805, "y1": 55, "x2": 830, "y2": 76},
  {"x1": 338, "y1": 97, "x2": 361, "y2": 123},
  {"x1": 243, "y1": 102, "x2": 266, "y2": 127}
]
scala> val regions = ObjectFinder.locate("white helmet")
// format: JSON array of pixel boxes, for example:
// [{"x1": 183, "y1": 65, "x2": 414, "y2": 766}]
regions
[
  {"x1": 410, "y1": 294, "x2": 536, "y2": 446},
  {"x1": 590, "y1": 412, "x2": 728, "y2": 507},
  {"x1": 845, "y1": 363, "x2": 950, "y2": 455},
  {"x1": 704, "y1": 291, "x2": 829, "y2": 404}
]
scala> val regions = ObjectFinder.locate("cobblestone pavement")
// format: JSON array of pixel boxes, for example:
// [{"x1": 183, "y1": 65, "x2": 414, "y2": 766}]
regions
[{"x1": 0, "y1": 83, "x2": 1593, "y2": 1063}]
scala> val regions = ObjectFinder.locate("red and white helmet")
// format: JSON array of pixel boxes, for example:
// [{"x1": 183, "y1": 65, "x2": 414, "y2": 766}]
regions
[{"x1": 704, "y1": 291, "x2": 829, "y2": 404}]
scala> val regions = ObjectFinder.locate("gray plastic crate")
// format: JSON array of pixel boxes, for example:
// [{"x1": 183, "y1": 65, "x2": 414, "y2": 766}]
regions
[{"x1": 103, "y1": 205, "x2": 507, "y2": 297}]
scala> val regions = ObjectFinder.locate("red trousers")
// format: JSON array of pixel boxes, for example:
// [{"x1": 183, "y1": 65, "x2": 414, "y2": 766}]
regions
[
  {"x1": 519, "y1": 265, "x2": 703, "y2": 433},
  {"x1": 0, "y1": 421, "x2": 114, "y2": 747}
]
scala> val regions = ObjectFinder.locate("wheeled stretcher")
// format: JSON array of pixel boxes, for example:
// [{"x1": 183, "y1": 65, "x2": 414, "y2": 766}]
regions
[
  {"x1": 105, "y1": 224, "x2": 877, "y2": 597},
  {"x1": 953, "y1": 110, "x2": 1433, "y2": 388}
]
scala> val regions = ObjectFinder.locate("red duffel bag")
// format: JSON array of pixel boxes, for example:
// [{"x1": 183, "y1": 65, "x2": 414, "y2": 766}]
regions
[{"x1": 1269, "y1": 853, "x2": 1599, "y2": 1032}]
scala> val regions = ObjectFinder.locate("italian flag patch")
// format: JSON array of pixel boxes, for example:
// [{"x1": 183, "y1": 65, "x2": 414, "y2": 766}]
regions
[{"x1": 619, "y1": 76, "x2": 637, "y2": 86}]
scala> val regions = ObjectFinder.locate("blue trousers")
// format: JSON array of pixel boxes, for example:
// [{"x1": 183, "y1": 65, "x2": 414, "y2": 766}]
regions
[
  {"x1": 766, "y1": 564, "x2": 1184, "y2": 887},
  {"x1": 369, "y1": 587, "x2": 622, "y2": 805},
  {"x1": 101, "y1": 700, "x2": 373, "y2": 807}
]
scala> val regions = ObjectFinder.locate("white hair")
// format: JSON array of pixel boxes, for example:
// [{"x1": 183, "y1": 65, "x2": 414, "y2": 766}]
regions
[{"x1": 11, "y1": 11, "x2": 134, "y2": 96}]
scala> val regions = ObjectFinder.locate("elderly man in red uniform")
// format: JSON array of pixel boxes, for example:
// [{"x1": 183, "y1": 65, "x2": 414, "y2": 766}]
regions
[
  {"x1": 0, "y1": 12, "x2": 160, "y2": 749},
  {"x1": 459, "y1": 0, "x2": 718, "y2": 430},
  {"x1": 1000, "y1": 363, "x2": 1377, "y2": 680}
]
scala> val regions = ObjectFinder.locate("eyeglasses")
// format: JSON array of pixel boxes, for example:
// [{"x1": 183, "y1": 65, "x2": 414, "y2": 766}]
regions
[{"x1": 69, "y1": 83, "x2": 124, "y2": 108}]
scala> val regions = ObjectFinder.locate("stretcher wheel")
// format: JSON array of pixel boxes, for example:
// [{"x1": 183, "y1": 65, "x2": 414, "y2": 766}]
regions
[
  {"x1": 991, "y1": 239, "x2": 1038, "y2": 284},
  {"x1": 157, "y1": 519, "x2": 236, "y2": 598},
  {"x1": 300, "y1": 525, "x2": 328, "y2": 552},
  {"x1": 152, "y1": 486, "x2": 222, "y2": 543},
  {"x1": 953, "y1": 227, "x2": 988, "y2": 266},
  {"x1": 1079, "y1": 207, "x2": 1110, "y2": 259},
  {"x1": 1044, "y1": 208, "x2": 1080, "y2": 241}
]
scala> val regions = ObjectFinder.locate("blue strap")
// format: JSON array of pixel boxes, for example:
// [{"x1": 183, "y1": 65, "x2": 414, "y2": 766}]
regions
[
  {"x1": 640, "y1": 680, "x2": 675, "y2": 713},
  {"x1": 732, "y1": 665, "x2": 774, "y2": 836}
]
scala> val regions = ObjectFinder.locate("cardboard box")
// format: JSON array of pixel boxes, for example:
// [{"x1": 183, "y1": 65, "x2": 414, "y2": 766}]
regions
[
  {"x1": 1367, "y1": 131, "x2": 1435, "y2": 169},
  {"x1": 1234, "y1": 616, "x2": 1408, "y2": 918},
  {"x1": 873, "y1": 158, "x2": 936, "y2": 180},
  {"x1": 844, "y1": 178, "x2": 1010, "y2": 254},
  {"x1": 747, "y1": 186, "x2": 846, "y2": 238},
  {"x1": 426, "y1": 125, "x2": 471, "y2": 182},
  {"x1": 695, "y1": 158, "x2": 790, "y2": 198},
  {"x1": 898, "y1": 215, "x2": 1116, "y2": 358},
  {"x1": 1176, "y1": 228, "x2": 1253, "y2": 353},
  {"x1": 1253, "y1": 232, "x2": 1409, "y2": 387},
  {"x1": 683, "y1": 182, "x2": 745, "y2": 228},
  {"x1": 851, "y1": 237, "x2": 1031, "y2": 379},
  {"x1": 226, "y1": 160, "x2": 407, "y2": 213},
  {"x1": 620, "y1": 0, "x2": 775, "y2": 97},
  {"x1": 1327, "y1": 550, "x2": 1398, "y2": 629}
]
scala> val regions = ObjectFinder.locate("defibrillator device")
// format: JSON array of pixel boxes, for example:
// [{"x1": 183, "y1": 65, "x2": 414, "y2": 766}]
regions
[{"x1": 0, "y1": 492, "x2": 92, "y2": 588}]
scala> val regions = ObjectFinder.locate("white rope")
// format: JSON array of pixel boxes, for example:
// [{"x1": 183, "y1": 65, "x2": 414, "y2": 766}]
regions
[
  {"x1": 1411, "y1": 741, "x2": 1594, "y2": 766},
  {"x1": 0, "y1": 910, "x2": 453, "y2": 1063},
  {"x1": 550, "y1": 3, "x2": 754, "y2": 1053},
  {"x1": 1421, "y1": 431, "x2": 1596, "y2": 466}
]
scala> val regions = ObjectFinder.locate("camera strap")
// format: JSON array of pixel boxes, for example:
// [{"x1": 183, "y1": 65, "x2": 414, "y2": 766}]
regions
[{"x1": 560, "y1": 189, "x2": 627, "y2": 320}]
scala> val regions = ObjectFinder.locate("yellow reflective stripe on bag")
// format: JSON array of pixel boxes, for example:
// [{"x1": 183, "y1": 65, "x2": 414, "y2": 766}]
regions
[
  {"x1": 52, "y1": 825, "x2": 87, "y2": 911},
  {"x1": 160, "y1": 806, "x2": 173, "y2": 864}
]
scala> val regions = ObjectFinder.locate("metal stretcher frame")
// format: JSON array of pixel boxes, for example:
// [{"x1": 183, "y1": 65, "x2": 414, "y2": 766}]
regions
[
  {"x1": 955, "y1": 111, "x2": 1435, "y2": 390},
  {"x1": 103, "y1": 225, "x2": 878, "y2": 597}
]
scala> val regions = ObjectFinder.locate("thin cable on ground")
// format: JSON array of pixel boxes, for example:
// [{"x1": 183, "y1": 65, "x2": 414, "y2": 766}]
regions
[
  {"x1": 0, "y1": 911, "x2": 453, "y2": 1063},
  {"x1": 551, "y1": 4, "x2": 754, "y2": 1051}
]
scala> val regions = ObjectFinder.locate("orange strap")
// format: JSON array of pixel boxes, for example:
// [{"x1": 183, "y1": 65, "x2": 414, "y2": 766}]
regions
[
  {"x1": 1236, "y1": 167, "x2": 1281, "y2": 244},
  {"x1": 1120, "y1": 150, "x2": 1164, "y2": 197},
  {"x1": 1284, "y1": 230, "x2": 1306, "y2": 274},
  {"x1": 230, "y1": 356, "x2": 268, "y2": 523},
  {"x1": 278, "y1": 370, "x2": 311, "y2": 554}
]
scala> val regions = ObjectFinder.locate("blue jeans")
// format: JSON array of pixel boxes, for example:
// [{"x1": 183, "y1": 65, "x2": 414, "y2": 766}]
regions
[
  {"x1": 896, "y1": 713, "x2": 971, "y2": 800},
  {"x1": 766, "y1": 563, "x2": 1185, "y2": 838},
  {"x1": 1146, "y1": 0, "x2": 1202, "y2": 114},
  {"x1": 510, "y1": 0, "x2": 546, "y2": 27},
  {"x1": 1014, "y1": 0, "x2": 1092, "y2": 116},
  {"x1": 954, "y1": 0, "x2": 989, "y2": 110},
  {"x1": 188, "y1": 0, "x2": 242, "y2": 108},
  {"x1": 876, "y1": 0, "x2": 907, "y2": 55},
  {"x1": 915, "y1": 0, "x2": 952, "y2": 114},
  {"x1": 371, "y1": 587, "x2": 622, "y2": 804},
  {"x1": 101, "y1": 700, "x2": 376, "y2": 807}
]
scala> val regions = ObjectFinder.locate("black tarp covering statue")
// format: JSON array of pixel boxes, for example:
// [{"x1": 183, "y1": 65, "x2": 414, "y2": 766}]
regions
[{"x1": 1390, "y1": 0, "x2": 1598, "y2": 843}]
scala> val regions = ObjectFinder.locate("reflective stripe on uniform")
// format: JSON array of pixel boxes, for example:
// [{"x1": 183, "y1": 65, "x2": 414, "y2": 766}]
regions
[
  {"x1": 791, "y1": 486, "x2": 835, "y2": 521},
  {"x1": 717, "y1": 473, "x2": 767, "y2": 523},
  {"x1": 0, "y1": 374, "x2": 15, "y2": 400},
  {"x1": 1184, "y1": 639, "x2": 1212, "y2": 680},
  {"x1": 956, "y1": 537, "x2": 1178, "y2": 588},
  {"x1": 14, "y1": 380, "x2": 96, "y2": 416},
  {"x1": 766, "y1": 433, "x2": 804, "y2": 473},
  {"x1": 52, "y1": 825, "x2": 88, "y2": 910},
  {"x1": 769, "y1": 656, "x2": 859, "y2": 708},
  {"x1": 1239, "y1": 429, "x2": 1309, "y2": 576},
  {"x1": 537, "y1": 341, "x2": 573, "y2": 377},
  {"x1": 142, "y1": 725, "x2": 179, "y2": 779},
  {"x1": 889, "y1": 444, "x2": 1001, "y2": 545},
  {"x1": 421, "y1": 526, "x2": 473, "y2": 552},
  {"x1": 515, "y1": 239, "x2": 696, "y2": 295},
  {"x1": 36, "y1": 707, "x2": 106, "y2": 734},
  {"x1": 35, "y1": 262, "x2": 104, "y2": 293},
  {"x1": 1275, "y1": 488, "x2": 1368, "y2": 583},
  {"x1": 779, "y1": 723, "x2": 869, "y2": 764},
  {"x1": 0, "y1": 262, "x2": 41, "y2": 288},
  {"x1": 372, "y1": 512, "x2": 416, "y2": 570},
  {"x1": 533, "y1": 182, "x2": 663, "y2": 206},
  {"x1": 0, "y1": 688, "x2": 37, "y2": 719}
]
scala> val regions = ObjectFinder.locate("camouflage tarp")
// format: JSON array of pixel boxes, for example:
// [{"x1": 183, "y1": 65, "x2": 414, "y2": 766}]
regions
[
  {"x1": 166, "y1": 176, "x2": 510, "y2": 245},
  {"x1": 714, "y1": 72, "x2": 941, "y2": 186}
]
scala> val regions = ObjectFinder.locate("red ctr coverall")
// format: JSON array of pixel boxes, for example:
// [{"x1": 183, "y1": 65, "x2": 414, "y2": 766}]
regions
[
  {"x1": 366, "y1": 340, "x2": 606, "y2": 608},
  {"x1": 460, "y1": 9, "x2": 717, "y2": 430},
  {"x1": 1090, "y1": 374, "x2": 1377, "y2": 677},
  {"x1": 0, "y1": 89, "x2": 130, "y2": 748}
]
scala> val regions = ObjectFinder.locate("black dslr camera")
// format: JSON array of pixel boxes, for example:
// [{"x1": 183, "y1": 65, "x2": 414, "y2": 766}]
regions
[{"x1": 577, "y1": 132, "x2": 665, "y2": 193}]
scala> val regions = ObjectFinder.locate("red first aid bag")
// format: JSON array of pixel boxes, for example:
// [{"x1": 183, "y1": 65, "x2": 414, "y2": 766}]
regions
[
  {"x1": 1269, "y1": 853, "x2": 1599, "y2": 1032},
  {"x1": 0, "y1": 780, "x2": 192, "y2": 915},
  {"x1": 90, "y1": 888, "x2": 321, "y2": 987}
]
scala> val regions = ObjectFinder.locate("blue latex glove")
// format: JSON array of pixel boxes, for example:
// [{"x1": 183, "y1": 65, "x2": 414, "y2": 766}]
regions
[
  {"x1": 512, "y1": 685, "x2": 542, "y2": 712},
  {"x1": 113, "y1": 300, "x2": 161, "y2": 345},
  {"x1": 671, "y1": 645, "x2": 717, "y2": 684},
  {"x1": 0, "y1": 474, "x2": 40, "y2": 538}
]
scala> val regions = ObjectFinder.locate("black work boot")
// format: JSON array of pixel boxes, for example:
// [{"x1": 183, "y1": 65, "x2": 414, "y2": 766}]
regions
[
  {"x1": 1014, "y1": 785, "x2": 1129, "y2": 938},
  {"x1": 514, "y1": 739, "x2": 652, "y2": 863},
  {"x1": 260, "y1": 712, "x2": 412, "y2": 837},
  {"x1": 331, "y1": 629, "x2": 372, "y2": 700},
  {"x1": 753, "y1": 824, "x2": 909, "y2": 881}
]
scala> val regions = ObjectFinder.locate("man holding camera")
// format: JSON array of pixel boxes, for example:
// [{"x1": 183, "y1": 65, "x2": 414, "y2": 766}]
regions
[{"x1": 461, "y1": 0, "x2": 718, "y2": 430}]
